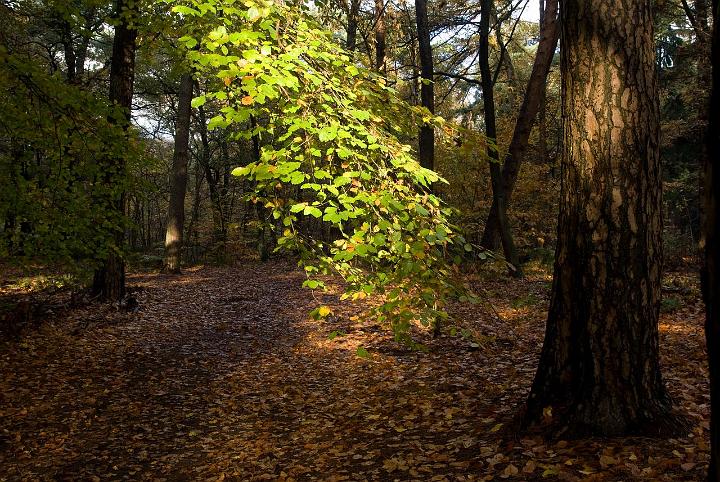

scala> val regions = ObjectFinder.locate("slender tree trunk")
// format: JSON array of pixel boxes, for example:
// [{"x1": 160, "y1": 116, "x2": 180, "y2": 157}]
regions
[
  {"x1": 414, "y1": 0, "x2": 434, "y2": 171},
  {"x1": 375, "y1": 0, "x2": 386, "y2": 72},
  {"x1": 346, "y1": 0, "x2": 361, "y2": 52},
  {"x1": 249, "y1": 115, "x2": 271, "y2": 261},
  {"x1": 61, "y1": 22, "x2": 77, "y2": 83},
  {"x1": 92, "y1": 0, "x2": 137, "y2": 300},
  {"x1": 481, "y1": 0, "x2": 559, "y2": 249},
  {"x1": 703, "y1": 2, "x2": 720, "y2": 479},
  {"x1": 196, "y1": 102, "x2": 227, "y2": 257},
  {"x1": 537, "y1": 0, "x2": 549, "y2": 167},
  {"x1": 478, "y1": 0, "x2": 522, "y2": 277},
  {"x1": 186, "y1": 160, "x2": 204, "y2": 263},
  {"x1": 524, "y1": 0, "x2": 675, "y2": 436},
  {"x1": 163, "y1": 73, "x2": 193, "y2": 273}
]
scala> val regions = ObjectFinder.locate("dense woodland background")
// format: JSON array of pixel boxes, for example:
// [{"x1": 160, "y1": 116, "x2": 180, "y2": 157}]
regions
[{"x1": 1, "y1": 0, "x2": 720, "y2": 480}]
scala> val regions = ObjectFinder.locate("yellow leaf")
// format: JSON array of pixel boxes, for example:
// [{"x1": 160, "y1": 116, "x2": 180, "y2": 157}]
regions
[
  {"x1": 241, "y1": 95, "x2": 254, "y2": 105},
  {"x1": 522, "y1": 460, "x2": 536, "y2": 474}
]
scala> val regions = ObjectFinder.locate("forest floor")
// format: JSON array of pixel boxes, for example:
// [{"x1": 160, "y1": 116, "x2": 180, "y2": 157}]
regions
[{"x1": 0, "y1": 260, "x2": 710, "y2": 481}]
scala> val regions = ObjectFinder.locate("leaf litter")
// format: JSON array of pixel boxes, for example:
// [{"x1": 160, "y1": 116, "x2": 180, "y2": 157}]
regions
[{"x1": 0, "y1": 261, "x2": 710, "y2": 480}]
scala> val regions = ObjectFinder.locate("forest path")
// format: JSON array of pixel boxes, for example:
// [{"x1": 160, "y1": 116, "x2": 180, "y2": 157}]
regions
[{"x1": 0, "y1": 261, "x2": 710, "y2": 481}]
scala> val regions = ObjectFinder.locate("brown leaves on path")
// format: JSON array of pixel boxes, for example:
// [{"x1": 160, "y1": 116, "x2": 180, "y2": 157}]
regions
[{"x1": 0, "y1": 262, "x2": 710, "y2": 480}]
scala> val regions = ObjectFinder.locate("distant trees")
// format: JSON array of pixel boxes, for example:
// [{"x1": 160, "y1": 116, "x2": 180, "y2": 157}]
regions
[
  {"x1": 525, "y1": 0, "x2": 674, "y2": 435},
  {"x1": 703, "y1": 1, "x2": 719, "y2": 478}
]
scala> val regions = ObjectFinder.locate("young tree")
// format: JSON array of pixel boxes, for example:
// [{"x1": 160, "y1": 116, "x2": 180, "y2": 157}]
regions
[
  {"x1": 524, "y1": 0, "x2": 675, "y2": 435},
  {"x1": 478, "y1": 0, "x2": 521, "y2": 276},
  {"x1": 703, "y1": 0, "x2": 719, "y2": 478},
  {"x1": 480, "y1": 0, "x2": 559, "y2": 249},
  {"x1": 415, "y1": 0, "x2": 434, "y2": 171},
  {"x1": 374, "y1": 0, "x2": 386, "y2": 72},
  {"x1": 345, "y1": 0, "x2": 361, "y2": 52},
  {"x1": 91, "y1": 0, "x2": 138, "y2": 300},
  {"x1": 163, "y1": 72, "x2": 193, "y2": 273}
]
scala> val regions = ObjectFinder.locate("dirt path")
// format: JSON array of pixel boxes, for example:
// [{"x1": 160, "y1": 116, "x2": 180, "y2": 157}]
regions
[{"x1": 0, "y1": 262, "x2": 711, "y2": 481}]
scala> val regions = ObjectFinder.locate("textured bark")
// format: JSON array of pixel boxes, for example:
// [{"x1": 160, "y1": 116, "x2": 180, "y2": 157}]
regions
[
  {"x1": 163, "y1": 73, "x2": 193, "y2": 274},
  {"x1": 414, "y1": 0, "x2": 434, "y2": 171},
  {"x1": 479, "y1": 0, "x2": 521, "y2": 277},
  {"x1": 375, "y1": 0, "x2": 386, "y2": 72},
  {"x1": 525, "y1": 0, "x2": 674, "y2": 436},
  {"x1": 704, "y1": 2, "x2": 720, "y2": 478},
  {"x1": 481, "y1": 0, "x2": 559, "y2": 249},
  {"x1": 92, "y1": 0, "x2": 137, "y2": 301}
]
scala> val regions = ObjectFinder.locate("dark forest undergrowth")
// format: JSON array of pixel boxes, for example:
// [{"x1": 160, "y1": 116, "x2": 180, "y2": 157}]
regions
[{"x1": 0, "y1": 260, "x2": 710, "y2": 481}]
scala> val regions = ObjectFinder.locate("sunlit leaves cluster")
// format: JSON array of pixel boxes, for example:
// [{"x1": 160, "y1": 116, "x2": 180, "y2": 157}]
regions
[{"x1": 172, "y1": 0, "x2": 474, "y2": 341}]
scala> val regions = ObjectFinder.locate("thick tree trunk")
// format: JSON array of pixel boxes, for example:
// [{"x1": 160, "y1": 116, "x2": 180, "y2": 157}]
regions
[
  {"x1": 414, "y1": 0, "x2": 434, "y2": 171},
  {"x1": 479, "y1": 0, "x2": 522, "y2": 277},
  {"x1": 481, "y1": 0, "x2": 559, "y2": 249},
  {"x1": 703, "y1": 2, "x2": 719, "y2": 479},
  {"x1": 162, "y1": 73, "x2": 193, "y2": 273},
  {"x1": 92, "y1": 0, "x2": 137, "y2": 300},
  {"x1": 375, "y1": 0, "x2": 386, "y2": 72},
  {"x1": 524, "y1": 0, "x2": 675, "y2": 436}
]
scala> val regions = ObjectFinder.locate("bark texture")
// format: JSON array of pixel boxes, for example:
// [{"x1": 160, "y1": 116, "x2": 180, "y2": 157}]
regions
[
  {"x1": 525, "y1": 0, "x2": 673, "y2": 436},
  {"x1": 163, "y1": 73, "x2": 193, "y2": 274},
  {"x1": 704, "y1": 1, "x2": 720, "y2": 478},
  {"x1": 92, "y1": 0, "x2": 137, "y2": 300},
  {"x1": 414, "y1": 0, "x2": 434, "y2": 171},
  {"x1": 481, "y1": 0, "x2": 559, "y2": 249}
]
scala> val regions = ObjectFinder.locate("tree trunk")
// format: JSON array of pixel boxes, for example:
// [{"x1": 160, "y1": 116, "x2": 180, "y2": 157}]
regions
[
  {"x1": 375, "y1": 0, "x2": 386, "y2": 72},
  {"x1": 346, "y1": 0, "x2": 361, "y2": 52},
  {"x1": 524, "y1": 0, "x2": 675, "y2": 436},
  {"x1": 196, "y1": 102, "x2": 228, "y2": 258},
  {"x1": 163, "y1": 73, "x2": 193, "y2": 273},
  {"x1": 186, "y1": 160, "x2": 204, "y2": 263},
  {"x1": 92, "y1": 0, "x2": 137, "y2": 300},
  {"x1": 61, "y1": 22, "x2": 77, "y2": 83},
  {"x1": 414, "y1": 0, "x2": 434, "y2": 171},
  {"x1": 537, "y1": 0, "x2": 549, "y2": 167},
  {"x1": 703, "y1": 1, "x2": 719, "y2": 478},
  {"x1": 481, "y1": 0, "x2": 559, "y2": 249},
  {"x1": 479, "y1": 0, "x2": 522, "y2": 277}
]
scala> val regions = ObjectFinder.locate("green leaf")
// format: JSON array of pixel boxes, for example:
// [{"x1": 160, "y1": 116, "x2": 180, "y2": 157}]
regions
[
  {"x1": 303, "y1": 206, "x2": 323, "y2": 218},
  {"x1": 290, "y1": 202, "x2": 307, "y2": 213},
  {"x1": 356, "y1": 346, "x2": 371, "y2": 358},
  {"x1": 191, "y1": 95, "x2": 207, "y2": 108}
]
